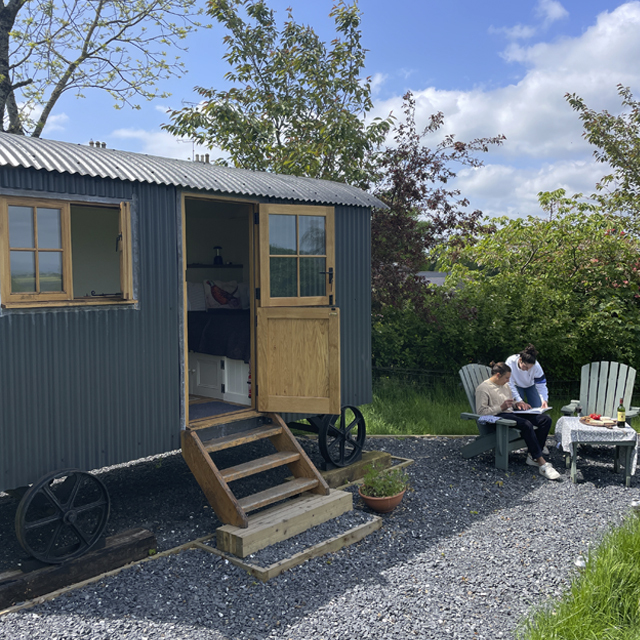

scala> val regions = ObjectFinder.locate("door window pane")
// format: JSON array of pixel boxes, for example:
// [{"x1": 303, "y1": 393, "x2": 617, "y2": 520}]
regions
[
  {"x1": 9, "y1": 206, "x2": 34, "y2": 248},
  {"x1": 38, "y1": 208, "x2": 62, "y2": 249},
  {"x1": 300, "y1": 257, "x2": 326, "y2": 297},
  {"x1": 39, "y1": 252, "x2": 63, "y2": 292},
  {"x1": 299, "y1": 216, "x2": 325, "y2": 255},
  {"x1": 270, "y1": 257, "x2": 297, "y2": 297},
  {"x1": 10, "y1": 251, "x2": 36, "y2": 292},
  {"x1": 269, "y1": 215, "x2": 297, "y2": 254}
]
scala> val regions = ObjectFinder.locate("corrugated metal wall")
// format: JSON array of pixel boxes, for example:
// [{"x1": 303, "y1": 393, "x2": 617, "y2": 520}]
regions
[
  {"x1": 0, "y1": 173, "x2": 372, "y2": 491},
  {"x1": 0, "y1": 168, "x2": 182, "y2": 491}
]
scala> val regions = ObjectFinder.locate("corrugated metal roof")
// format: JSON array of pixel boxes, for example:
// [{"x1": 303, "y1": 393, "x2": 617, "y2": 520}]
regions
[{"x1": 0, "y1": 132, "x2": 385, "y2": 209}]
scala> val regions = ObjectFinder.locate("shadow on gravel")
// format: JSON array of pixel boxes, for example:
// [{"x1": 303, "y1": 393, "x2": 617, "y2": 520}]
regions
[{"x1": 0, "y1": 435, "x2": 636, "y2": 639}]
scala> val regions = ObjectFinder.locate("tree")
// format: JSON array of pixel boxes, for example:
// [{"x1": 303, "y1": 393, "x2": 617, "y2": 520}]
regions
[
  {"x1": 371, "y1": 91, "x2": 504, "y2": 316},
  {"x1": 164, "y1": 0, "x2": 392, "y2": 188},
  {"x1": 566, "y1": 85, "x2": 640, "y2": 216},
  {"x1": 1, "y1": 0, "x2": 205, "y2": 137}
]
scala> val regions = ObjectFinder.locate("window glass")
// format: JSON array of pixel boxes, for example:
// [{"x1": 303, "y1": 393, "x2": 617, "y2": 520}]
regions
[
  {"x1": 9, "y1": 205, "x2": 34, "y2": 248},
  {"x1": 39, "y1": 252, "x2": 63, "y2": 292},
  {"x1": 269, "y1": 215, "x2": 296, "y2": 254},
  {"x1": 270, "y1": 257, "x2": 297, "y2": 297},
  {"x1": 10, "y1": 251, "x2": 36, "y2": 292},
  {"x1": 299, "y1": 216, "x2": 325, "y2": 255},
  {"x1": 300, "y1": 257, "x2": 326, "y2": 297},
  {"x1": 38, "y1": 208, "x2": 62, "y2": 249}
]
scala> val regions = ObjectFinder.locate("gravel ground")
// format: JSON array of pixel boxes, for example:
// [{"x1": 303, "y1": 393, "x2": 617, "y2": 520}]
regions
[{"x1": 1, "y1": 435, "x2": 639, "y2": 640}]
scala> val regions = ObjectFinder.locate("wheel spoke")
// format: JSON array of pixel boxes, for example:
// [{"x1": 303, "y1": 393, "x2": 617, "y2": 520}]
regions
[
  {"x1": 44, "y1": 521, "x2": 64, "y2": 557},
  {"x1": 72, "y1": 497, "x2": 109, "y2": 515},
  {"x1": 24, "y1": 512, "x2": 63, "y2": 531},
  {"x1": 64, "y1": 474, "x2": 83, "y2": 509},
  {"x1": 69, "y1": 522, "x2": 92, "y2": 546},
  {"x1": 42, "y1": 484, "x2": 64, "y2": 513}
]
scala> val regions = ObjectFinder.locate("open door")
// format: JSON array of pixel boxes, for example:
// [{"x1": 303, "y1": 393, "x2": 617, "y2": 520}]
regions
[{"x1": 256, "y1": 204, "x2": 340, "y2": 414}]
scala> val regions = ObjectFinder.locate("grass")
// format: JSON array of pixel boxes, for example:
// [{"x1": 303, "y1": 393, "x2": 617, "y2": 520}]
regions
[
  {"x1": 360, "y1": 377, "x2": 640, "y2": 436},
  {"x1": 518, "y1": 510, "x2": 640, "y2": 640}
]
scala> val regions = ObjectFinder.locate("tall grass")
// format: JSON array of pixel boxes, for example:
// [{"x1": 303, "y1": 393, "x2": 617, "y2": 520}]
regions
[
  {"x1": 361, "y1": 376, "x2": 640, "y2": 436},
  {"x1": 519, "y1": 511, "x2": 640, "y2": 640}
]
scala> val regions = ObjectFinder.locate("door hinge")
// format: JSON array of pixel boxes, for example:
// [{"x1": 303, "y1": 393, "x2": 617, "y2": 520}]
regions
[
  {"x1": 255, "y1": 288, "x2": 260, "y2": 300},
  {"x1": 254, "y1": 211, "x2": 259, "y2": 224},
  {"x1": 221, "y1": 383, "x2": 225, "y2": 393}
]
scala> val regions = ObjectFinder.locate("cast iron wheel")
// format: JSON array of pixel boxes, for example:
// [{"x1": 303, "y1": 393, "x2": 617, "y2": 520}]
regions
[
  {"x1": 15, "y1": 469, "x2": 110, "y2": 564},
  {"x1": 319, "y1": 405, "x2": 366, "y2": 467}
]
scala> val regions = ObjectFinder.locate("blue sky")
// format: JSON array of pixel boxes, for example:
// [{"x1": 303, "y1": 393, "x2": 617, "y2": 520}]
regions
[{"x1": 41, "y1": 0, "x2": 640, "y2": 218}]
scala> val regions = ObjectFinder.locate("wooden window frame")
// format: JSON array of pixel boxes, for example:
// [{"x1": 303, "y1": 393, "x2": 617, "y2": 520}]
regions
[
  {"x1": 0, "y1": 197, "x2": 134, "y2": 308},
  {"x1": 259, "y1": 204, "x2": 335, "y2": 307}
]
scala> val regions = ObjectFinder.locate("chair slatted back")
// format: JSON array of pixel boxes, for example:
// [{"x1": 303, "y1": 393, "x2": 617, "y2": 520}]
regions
[
  {"x1": 459, "y1": 364, "x2": 492, "y2": 413},
  {"x1": 580, "y1": 361, "x2": 636, "y2": 417}
]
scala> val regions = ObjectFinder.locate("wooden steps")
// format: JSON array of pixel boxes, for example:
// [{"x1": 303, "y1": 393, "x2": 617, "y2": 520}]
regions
[{"x1": 181, "y1": 413, "x2": 330, "y2": 528}]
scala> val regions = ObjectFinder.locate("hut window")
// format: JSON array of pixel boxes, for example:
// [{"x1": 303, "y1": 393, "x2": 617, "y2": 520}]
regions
[
  {"x1": 0, "y1": 198, "x2": 133, "y2": 307},
  {"x1": 259, "y1": 204, "x2": 335, "y2": 307}
]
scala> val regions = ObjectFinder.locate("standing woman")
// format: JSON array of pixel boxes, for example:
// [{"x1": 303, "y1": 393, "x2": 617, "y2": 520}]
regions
[
  {"x1": 475, "y1": 362, "x2": 559, "y2": 480},
  {"x1": 506, "y1": 344, "x2": 548, "y2": 410}
]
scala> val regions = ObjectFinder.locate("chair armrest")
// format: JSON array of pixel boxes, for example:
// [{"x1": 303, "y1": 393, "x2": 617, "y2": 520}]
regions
[
  {"x1": 628, "y1": 406, "x2": 639, "y2": 419},
  {"x1": 561, "y1": 400, "x2": 581, "y2": 415},
  {"x1": 460, "y1": 412, "x2": 517, "y2": 427}
]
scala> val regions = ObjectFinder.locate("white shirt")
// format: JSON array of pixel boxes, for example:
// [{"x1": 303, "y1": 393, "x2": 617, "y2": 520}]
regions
[{"x1": 505, "y1": 353, "x2": 549, "y2": 403}]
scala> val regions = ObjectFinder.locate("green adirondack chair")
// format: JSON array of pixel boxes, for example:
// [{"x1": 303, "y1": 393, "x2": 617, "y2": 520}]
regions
[
  {"x1": 561, "y1": 361, "x2": 638, "y2": 419},
  {"x1": 459, "y1": 363, "x2": 531, "y2": 471}
]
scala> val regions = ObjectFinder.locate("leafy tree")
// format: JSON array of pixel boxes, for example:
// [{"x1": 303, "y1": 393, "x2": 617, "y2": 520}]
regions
[
  {"x1": 1, "y1": 0, "x2": 205, "y2": 137},
  {"x1": 164, "y1": 0, "x2": 392, "y2": 188},
  {"x1": 371, "y1": 91, "x2": 504, "y2": 316},
  {"x1": 566, "y1": 85, "x2": 640, "y2": 216}
]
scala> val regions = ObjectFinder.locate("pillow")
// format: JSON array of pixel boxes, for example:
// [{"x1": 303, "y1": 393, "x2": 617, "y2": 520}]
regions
[
  {"x1": 187, "y1": 281, "x2": 206, "y2": 311},
  {"x1": 204, "y1": 280, "x2": 242, "y2": 309}
]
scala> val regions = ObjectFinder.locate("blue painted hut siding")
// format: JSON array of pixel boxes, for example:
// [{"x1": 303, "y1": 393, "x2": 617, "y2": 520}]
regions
[
  {"x1": 0, "y1": 167, "x2": 182, "y2": 491},
  {"x1": 0, "y1": 169, "x2": 373, "y2": 491}
]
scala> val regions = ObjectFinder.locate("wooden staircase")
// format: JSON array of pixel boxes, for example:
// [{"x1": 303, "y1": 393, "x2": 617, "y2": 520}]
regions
[{"x1": 181, "y1": 412, "x2": 330, "y2": 528}]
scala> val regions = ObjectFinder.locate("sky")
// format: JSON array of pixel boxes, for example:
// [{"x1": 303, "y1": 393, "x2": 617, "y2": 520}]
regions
[{"x1": 39, "y1": 0, "x2": 640, "y2": 219}]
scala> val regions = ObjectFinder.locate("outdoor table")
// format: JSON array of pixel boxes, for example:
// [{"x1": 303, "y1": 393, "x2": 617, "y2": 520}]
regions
[{"x1": 555, "y1": 416, "x2": 638, "y2": 487}]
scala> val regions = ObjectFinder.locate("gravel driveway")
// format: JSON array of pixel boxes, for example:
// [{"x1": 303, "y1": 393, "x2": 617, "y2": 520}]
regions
[{"x1": 1, "y1": 435, "x2": 638, "y2": 640}]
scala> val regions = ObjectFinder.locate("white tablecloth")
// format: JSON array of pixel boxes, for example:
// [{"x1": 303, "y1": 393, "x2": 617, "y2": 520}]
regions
[{"x1": 555, "y1": 416, "x2": 638, "y2": 475}]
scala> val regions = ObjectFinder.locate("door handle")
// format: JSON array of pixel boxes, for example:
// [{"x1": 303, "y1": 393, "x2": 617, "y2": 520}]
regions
[{"x1": 319, "y1": 267, "x2": 333, "y2": 284}]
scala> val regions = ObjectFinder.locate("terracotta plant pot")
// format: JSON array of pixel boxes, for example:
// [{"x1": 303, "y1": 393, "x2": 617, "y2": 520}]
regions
[{"x1": 358, "y1": 487, "x2": 406, "y2": 513}]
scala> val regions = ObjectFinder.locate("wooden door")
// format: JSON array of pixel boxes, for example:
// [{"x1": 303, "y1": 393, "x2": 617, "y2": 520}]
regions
[{"x1": 256, "y1": 204, "x2": 340, "y2": 414}]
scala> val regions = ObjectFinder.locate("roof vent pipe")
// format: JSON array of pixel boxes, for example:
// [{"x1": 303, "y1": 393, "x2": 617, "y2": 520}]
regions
[
  {"x1": 89, "y1": 140, "x2": 94, "y2": 147},
  {"x1": 102, "y1": 142, "x2": 106, "y2": 149},
  {"x1": 205, "y1": 154, "x2": 210, "y2": 163}
]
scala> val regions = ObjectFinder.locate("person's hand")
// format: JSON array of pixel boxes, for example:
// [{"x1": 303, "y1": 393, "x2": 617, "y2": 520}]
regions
[
  {"x1": 541, "y1": 400, "x2": 549, "y2": 409},
  {"x1": 501, "y1": 399, "x2": 514, "y2": 411},
  {"x1": 520, "y1": 401, "x2": 532, "y2": 410}
]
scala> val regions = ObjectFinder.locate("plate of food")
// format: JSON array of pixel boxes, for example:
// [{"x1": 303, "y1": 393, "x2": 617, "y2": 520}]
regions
[{"x1": 579, "y1": 414, "x2": 616, "y2": 427}]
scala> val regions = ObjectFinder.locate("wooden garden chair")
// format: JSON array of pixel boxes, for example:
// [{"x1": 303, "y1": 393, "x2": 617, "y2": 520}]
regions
[
  {"x1": 561, "y1": 361, "x2": 639, "y2": 419},
  {"x1": 459, "y1": 364, "x2": 532, "y2": 471}
]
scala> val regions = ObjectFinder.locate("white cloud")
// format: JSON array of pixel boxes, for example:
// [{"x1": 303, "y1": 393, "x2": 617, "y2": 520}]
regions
[
  {"x1": 536, "y1": 0, "x2": 569, "y2": 25},
  {"x1": 110, "y1": 128, "x2": 222, "y2": 162},
  {"x1": 371, "y1": 2, "x2": 640, "y2": 218},
  {"x1": 370, "y1": 72, "x2": 388, "y2": 96},
  {"x1": 489, "y1": 24, "x2": 537, "y2": 40},
  {"x1": 42, "y1": 112, "x2": 69, "y2": 133}
]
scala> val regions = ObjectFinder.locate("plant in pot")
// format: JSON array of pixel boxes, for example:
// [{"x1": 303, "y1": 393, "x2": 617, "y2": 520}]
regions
[{"x1": 358, "y1": 463, "x2": 410, "y2": 513}]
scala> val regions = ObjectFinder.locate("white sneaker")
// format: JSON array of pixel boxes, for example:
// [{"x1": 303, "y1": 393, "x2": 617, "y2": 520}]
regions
[
  {"x1": 539, "y1": 463, "x2": 560, "y2": 480},
  {"x1": 526, "y1": 455, "x2": 541, "y2": 467}
]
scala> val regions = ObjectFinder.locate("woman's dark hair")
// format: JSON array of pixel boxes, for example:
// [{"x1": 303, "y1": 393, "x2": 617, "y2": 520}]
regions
[
  {"x1": 490, "y1": 361, "x2": 511, "y2": 376},
  {"x1": 519, "y1": 343, "x2": 538, "y2": 365}
]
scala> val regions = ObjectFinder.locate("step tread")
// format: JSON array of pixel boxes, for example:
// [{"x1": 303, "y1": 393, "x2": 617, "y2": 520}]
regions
[
  {"x1": 201, "y1": 425, "x2": 283, "y2": 453},
  {"x1": 220, "y1": 452, "x2": 301, "y2": 483},
  {"x1": 238, "y1": 478, "x2": 319, "y2": 513},
  {"x1": 188, "y1": 410, "x2": 263, "y2": 430}
]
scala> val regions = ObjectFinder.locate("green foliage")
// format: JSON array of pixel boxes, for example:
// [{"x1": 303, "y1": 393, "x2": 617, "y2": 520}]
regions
[
  {"x1": 1, "y1": 0, "x2": 205, "y2": 137},
  {"x1": 360, "y1": 463, "x2": 410, "y2": 498},
  {"x1": 519, "y1": 511, "x2": 640, "y2": 640},
  {"x1": 566, "y1": 85, "x2": 640, "y2": 216},
  {"x1": 164, "y1": 0, "x2": 392, "y2": 188},
  {"x1": 373, "y1": 191, "x2": 640, "y2": 380}
]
